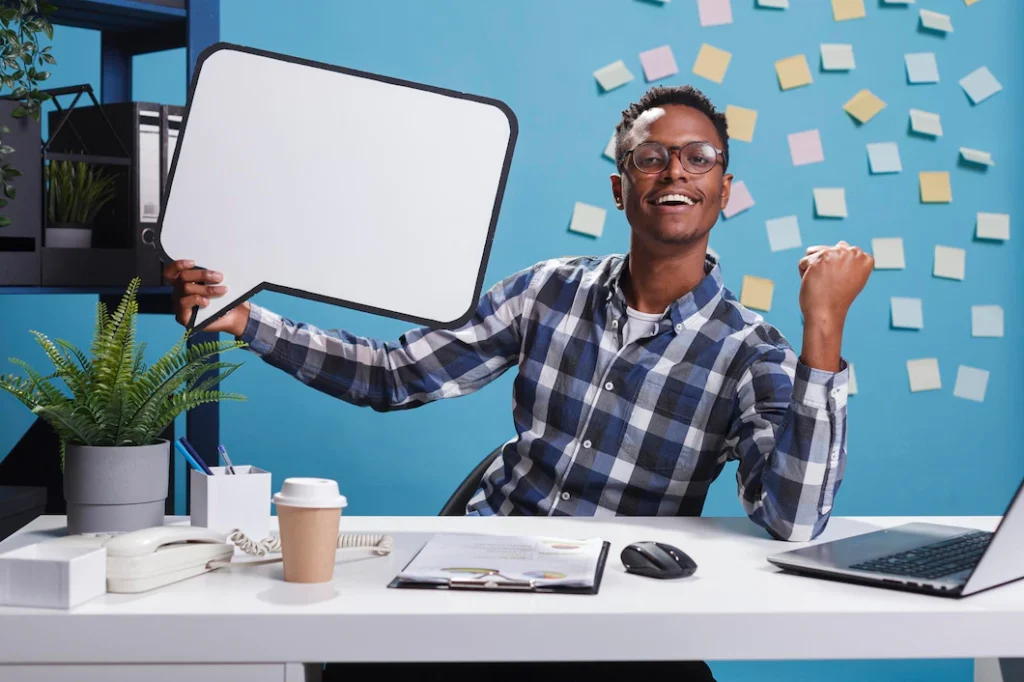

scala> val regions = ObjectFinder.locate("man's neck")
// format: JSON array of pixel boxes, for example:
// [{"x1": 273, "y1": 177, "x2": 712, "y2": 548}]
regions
[{"x1": 623, "y1": 239, "x2": 709, "y2": 314}]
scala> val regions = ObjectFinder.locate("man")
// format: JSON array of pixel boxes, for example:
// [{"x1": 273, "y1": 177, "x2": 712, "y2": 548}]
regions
[{"x1": 164, "y1": 85, "x2": 872, "y2": 680}]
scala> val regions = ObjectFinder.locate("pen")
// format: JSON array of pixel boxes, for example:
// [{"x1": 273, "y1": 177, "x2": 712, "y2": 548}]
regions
[
  {"x1": 179, "y1": 436, "x2": 214, "y2": 475},
  {"x1": 174, "y1": 439, "x2": 207, "y2": 475},
  {"x1": 217, "y1": 445, "x2": 236, "y2": 474}
]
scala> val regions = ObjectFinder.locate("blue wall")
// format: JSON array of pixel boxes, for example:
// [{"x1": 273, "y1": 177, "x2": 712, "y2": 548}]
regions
[{"x1": 2, "y1": 1, "x2": 1021, "y2": 680}]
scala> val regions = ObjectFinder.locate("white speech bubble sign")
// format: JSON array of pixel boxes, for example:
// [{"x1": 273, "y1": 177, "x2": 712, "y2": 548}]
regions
[{"x1": 158, "y1": 43, "x2": 517, "y2": 332}]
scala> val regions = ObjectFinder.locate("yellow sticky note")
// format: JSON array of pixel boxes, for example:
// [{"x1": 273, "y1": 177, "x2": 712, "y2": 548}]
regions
[
  {"x1": 725, "y1": 105, "x2": 758, "y2": 143},
  {"x1": 832, "y1": 0, "x2": 865, "y2": 21},
  {"x1": 692, "y1": 44, "x2": 732, "y2": 84},
  {"x1": 740, "y1": 275, "x2": 774, "y2": 311},
  {"x1": 843, "y1": 89, "x2": 886, "y2": 123},
  {"x1": 920, "y1": 171, "x2": 952, "y2": 203},
  {"x1": 965, "y1": 0, "x2": 982, "y2": 5},
  {"x1": 775, "y1": 55, "x2": 812, "y2": 90}
]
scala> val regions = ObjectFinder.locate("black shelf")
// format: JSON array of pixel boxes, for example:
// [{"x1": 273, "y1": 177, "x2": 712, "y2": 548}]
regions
[{"x1": 49, "y1": 0, "x2": 186, "y2": 34}]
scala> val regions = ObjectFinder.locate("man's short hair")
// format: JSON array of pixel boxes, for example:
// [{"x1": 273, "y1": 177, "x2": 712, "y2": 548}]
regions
[{"x1": 614, "y1": 85, "x2": 730, "y2": 172}]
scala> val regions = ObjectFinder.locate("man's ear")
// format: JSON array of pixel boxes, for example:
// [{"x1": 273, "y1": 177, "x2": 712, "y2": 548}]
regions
[
  {"x1": 719, "y1": 173, "x2": 733, "y2": 212},
  {"x1": 610, "y1": 173, "x2": 624, "y2": 210}
]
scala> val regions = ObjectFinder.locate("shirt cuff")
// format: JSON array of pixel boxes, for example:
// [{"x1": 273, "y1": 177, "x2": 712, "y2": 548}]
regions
[
  {"x1": 792, "y1": 357, "x2": 849, "y2": 409},
  {"x1": 238, "y1": 302, "x2": 283, "y2": 357}
]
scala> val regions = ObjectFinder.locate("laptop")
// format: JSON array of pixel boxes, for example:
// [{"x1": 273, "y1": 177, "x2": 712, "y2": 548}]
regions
[{"x1": 766, "y1": 475, "x2": 1024, "y2": 598}]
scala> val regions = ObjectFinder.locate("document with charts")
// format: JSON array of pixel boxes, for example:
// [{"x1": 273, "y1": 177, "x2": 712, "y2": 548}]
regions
[{"x1": 391, "y1": 533, "x2": 611, "y2": 592}]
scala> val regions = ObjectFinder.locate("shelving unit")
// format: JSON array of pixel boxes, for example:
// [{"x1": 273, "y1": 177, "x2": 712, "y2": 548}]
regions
[{"x1": 0, "y1": 0, "x2": 221, "y2": 515}]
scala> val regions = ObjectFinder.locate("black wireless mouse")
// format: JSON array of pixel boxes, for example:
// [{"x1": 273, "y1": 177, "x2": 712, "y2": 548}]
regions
[{"x1": 620, "y1": 541, "x2": 697, "y2": 579}]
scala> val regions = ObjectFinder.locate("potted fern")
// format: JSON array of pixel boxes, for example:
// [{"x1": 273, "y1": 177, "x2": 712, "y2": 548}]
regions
[
  {"x1": 45, "y1": 159, "x2": 118, "y2": 248},
  {"x1": 0, "y1": 277, "x2": 247, "y2": 533}
]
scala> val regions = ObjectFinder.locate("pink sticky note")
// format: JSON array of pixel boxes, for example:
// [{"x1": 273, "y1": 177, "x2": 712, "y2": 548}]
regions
[
  {"x1": 723, "y1": 180, "x2": 754, "y2": 218},
  {"x1": 698, "y1": 0, "x2": 733, "y2": 26},
  {"x1": 788, "y1": 129, "x2": 824, "y2": 166},
  {"x1": 639, "y1": 45, "x2": 679, "y2": 82}
]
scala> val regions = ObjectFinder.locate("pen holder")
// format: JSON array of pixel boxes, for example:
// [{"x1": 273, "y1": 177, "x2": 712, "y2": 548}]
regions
[{"x1": 190, "y1": 466, "x2": 272, "y2": 541}]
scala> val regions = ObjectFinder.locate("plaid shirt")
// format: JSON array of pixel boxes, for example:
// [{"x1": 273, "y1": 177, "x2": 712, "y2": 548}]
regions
[{"x1": 240, "y1": 253, "x2": 849, "y2": 541}]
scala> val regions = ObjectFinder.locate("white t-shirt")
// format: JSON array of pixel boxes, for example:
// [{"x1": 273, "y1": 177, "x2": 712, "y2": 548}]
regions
[{"x1": 622, "y1": 306, "x2": 665, "y2": 346}]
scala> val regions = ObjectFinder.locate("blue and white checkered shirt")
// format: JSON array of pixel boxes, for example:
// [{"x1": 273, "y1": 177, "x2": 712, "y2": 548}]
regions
[{"x1": 240, "y1": 253, "x2": 849, "y2": 541}]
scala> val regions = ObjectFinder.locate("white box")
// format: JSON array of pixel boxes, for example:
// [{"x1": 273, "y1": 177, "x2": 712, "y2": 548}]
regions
[
  {"x1": 0, "y1": 543, "x2": 106, "y2": 609},
  {"x1": 191, "y1": 465, "x2": 272, "y2": 541}
]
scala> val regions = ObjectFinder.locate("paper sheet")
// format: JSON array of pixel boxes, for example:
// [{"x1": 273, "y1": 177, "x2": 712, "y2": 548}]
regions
[
  {"x1": 776, "y1": 55, "x2": 813, "y2": 90},
  {"x1": 867, "y1": 142, "x2": 902, "y2": 173},
  {"x1": 907, "y1": 358, "x2": 941, "y2": 392},
  {"x1": 954, "y1": 366, "x2": 989, "y2": 402},
  {"x1": 594, "y1": 60, "x2": 634, "y2": 91},
  {"x1": 909, "y1": 109, "x2": 943, "y2": 136},
  {"x1": 833, "y1": 0, "x2": 866, "y2": 21},
  {"x1": 906, "y1": 52, "x2": 939, "y2": 83},
  {"x1": 976, "y1": 212, "x2": 1010, "y2": 240},
  {"x1": 814, "y1": 188, "x2": 848, "y2": 218},
  {"x1": 693, "y1": 43, "x2": 732, "y2": 83},
  {"x1": 872, "y1": 237, "x2": 905, "y2": 269},
  {"x1": 726, "y1": 105, "x2": 757, "y2": 142},
  {"x1": 723, "y1": 180, "x2": 754, "y2": 218},
  {"x1": 789, "y1": 129, "x2": 824, "y2": 166},
  {"x1": 568, "y1": 201, "x2": 606, "y2": 238},
  {"x1": 844, "y1": 89, "x2": 886, "y2": 123},
  {"x1": 959, "y1": 66, "x2": 1002, "y2": 104},
  {"x1": 960, "y1": 147, "x2": 994, "y2": 166},
  {"x1": 821, "y1": 44, "x2": 855, "y2": 71},
  {"x1": 972, "y1": 305, "x2": 1004, "y2": 337},
  {"x1": 891, "y1": 297, "x2": 923, "y2": 329},
  {"x1": 920, "y1": 9, "x2": 953, "y2": 32},
  {"x1": 740, "y1": 275, "x2": 774, "y2": 311},
  {"x1": 933, "y1": 245, "x2": 965, "y2": 280},
  {"x1": 920, "y1": 171, "x2": 952, "y2": 203},
  {"x1": 698, "y1": 0, "x2": 733, "y2": 26},
  {"x1": 766, "y1": 215, "x2": 801, "y2": 252},
  {"x1": 640, "y1": 45, "x2": 679, "y2": 82}
]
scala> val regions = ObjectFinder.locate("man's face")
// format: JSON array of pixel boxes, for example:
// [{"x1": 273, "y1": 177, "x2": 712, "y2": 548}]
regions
[{"x1": 611, "y1": 104, "x2": 732, "y2": 247}]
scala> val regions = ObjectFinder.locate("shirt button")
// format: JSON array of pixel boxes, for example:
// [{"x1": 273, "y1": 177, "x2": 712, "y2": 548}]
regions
[
  {"x1": 675, "y1": 323, "x2": 683, "y2": 332},
  {"x1": 561, "y1": 492, "x2": 570, "y2": 501},
  {"x1": 583, "y1": 439, "x2": 592, "y2": 449},
  {"x1": 604, "y1": 381, "x2": 614, "y2": 391},
  {"x1": 612, "y1": 320, "x2": 619, "y2": 329}
]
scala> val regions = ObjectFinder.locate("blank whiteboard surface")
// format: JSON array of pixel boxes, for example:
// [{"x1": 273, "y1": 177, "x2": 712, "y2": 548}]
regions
[{"x1": 158, "y1": 43, "x2": 517, "y2": 331}]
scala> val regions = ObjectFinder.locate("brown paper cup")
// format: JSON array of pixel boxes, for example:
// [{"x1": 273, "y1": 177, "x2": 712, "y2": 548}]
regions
[{"x1": 276, "y1": 504, "x2": 343, "y2": 583}]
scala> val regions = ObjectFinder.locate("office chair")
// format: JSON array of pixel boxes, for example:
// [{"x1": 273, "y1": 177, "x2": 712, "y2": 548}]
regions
[{"x1": 438, "y1": 443, "x2": 504, "y2": 516}]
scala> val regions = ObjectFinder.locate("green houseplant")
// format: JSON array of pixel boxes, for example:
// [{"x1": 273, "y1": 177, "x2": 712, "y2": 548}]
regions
[
  {"x1": 45, "y1": 159, "x2": 118, "y2": 247},
  {"x1": 0, "y1": 277, "x2": 248, "y2": 533}
]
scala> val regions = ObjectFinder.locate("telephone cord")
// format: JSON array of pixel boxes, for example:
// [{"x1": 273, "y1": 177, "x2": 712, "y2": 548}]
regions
[{"x1": 208, "y1": 530, "x2": 394, "y2": 569}]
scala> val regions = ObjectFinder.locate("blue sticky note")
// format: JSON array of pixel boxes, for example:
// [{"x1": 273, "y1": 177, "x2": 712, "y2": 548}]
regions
[
  {"x1": 765, "y1": 215, "x2": 802, "y2": 251},
  {"x1": 953, "y1": 366, "x2": 989, "y2": 402},
  {"x1": 972, "y1": 305, "x2": 1003, "y2": 337},
  {"x1": 867, "y1": 142, "x2": 901, "y2": 173},
  {"x1": 959, "y1": 66, "x2": 1002, "y2": 104},
  {"x1": 891, "y1": 297, "x2": 923, "y2": 329},
  {"x1": 905, "y1": 52, "x2": 939, "y2": 84}
]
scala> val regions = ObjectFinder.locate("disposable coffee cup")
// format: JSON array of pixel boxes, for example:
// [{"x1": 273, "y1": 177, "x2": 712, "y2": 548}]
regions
[{"x1": 272, "y1": 478, "x2": 348, "y2": 583}]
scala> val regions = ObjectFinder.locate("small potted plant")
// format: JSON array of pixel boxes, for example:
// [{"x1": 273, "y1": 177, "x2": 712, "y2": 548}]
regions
[
  {"x1": 44, "y1": 159, "x2": 118, "y2": 248},
  {"x1": 0, "y1": 277, "x2": 248, "y2": 533}
]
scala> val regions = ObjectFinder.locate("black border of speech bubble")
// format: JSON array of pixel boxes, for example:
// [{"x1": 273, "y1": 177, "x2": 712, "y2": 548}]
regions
[{"x1": 155, "y1": 41, "x2": 519, "y2": 333}]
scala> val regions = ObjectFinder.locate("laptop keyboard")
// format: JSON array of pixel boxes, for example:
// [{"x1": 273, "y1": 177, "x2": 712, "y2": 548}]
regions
[{"x1": 849, "y1": 530, "x2": 993, "y2": 581}]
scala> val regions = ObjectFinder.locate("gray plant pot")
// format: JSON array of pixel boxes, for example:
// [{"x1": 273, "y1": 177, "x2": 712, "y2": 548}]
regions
[
  {"x1": 63, "y1": 440, "x2": 170, "y2": 534},
  {"x1": 45, "y1": 222, "x2": 92, "y2": 248}
]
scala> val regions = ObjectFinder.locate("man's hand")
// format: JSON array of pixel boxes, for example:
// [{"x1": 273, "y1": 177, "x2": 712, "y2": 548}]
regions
[{"x1": 162, "y1": 259, "x2": 250, "y2": 337}]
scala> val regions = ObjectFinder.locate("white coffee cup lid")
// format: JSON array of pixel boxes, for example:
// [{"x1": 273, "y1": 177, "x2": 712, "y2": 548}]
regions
[{"x1": 272, "y1": 477, "x2": 348, "y2": 509}]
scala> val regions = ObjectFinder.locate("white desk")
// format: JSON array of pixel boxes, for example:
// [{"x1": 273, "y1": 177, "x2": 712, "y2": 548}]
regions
[{"x1": 0, "y1": 514, "x2": 1022, "y2": 681}]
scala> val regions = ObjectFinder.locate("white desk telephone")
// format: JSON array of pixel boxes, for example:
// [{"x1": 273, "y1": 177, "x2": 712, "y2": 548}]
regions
[{"x1": 48, "y1": 526, "x2": 393, "y2": 594}]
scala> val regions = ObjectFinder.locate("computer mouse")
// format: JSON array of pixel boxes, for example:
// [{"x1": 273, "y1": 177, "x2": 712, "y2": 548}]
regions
[{"x1": 620, "y1": 541, "x2": 697, "y2": 579}]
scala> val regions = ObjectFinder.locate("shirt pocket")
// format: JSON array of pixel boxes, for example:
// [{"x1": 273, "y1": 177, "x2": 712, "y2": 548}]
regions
[{"x1": 620, "y1": 385, "x2": 703, "y2": 477}]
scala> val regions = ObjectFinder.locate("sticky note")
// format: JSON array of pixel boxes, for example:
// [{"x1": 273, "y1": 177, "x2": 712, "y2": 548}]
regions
[
  {"x1": 832, "y1": 0, "x2": 865, "y2": 21},
  {"x1": 965, "y1": 0, "x2": 982, "y2": 5},
  {"x1": 707, "y1": 245, "x2": 719, "y2": 261},
  {"x1": 821, "y1": 44, "x2": 855, "y2": 71},
  {"x1": 693, "y1": 44, "x2": 732, "y2": 84},
  {"x1": 723, "y1": 180, "x2": 754, "y2": 218},
  {"x1": 844, "y1": 89, "x2": 886, "y2": 123},
  {"x1": 604, "y1": 133, "x2": 617, "y2": 162},
  {"x1": 976, "y1": 212, "x2": 1010, "y2": 240},
  {"x1": 909, "y1": 109, "x2": 942, "y2": 136},
  {"x1": 891, "y1": 297, "x2": 923, "y2": 329},
  {"x1": 813, "y1": 188, "x2": 847, "y2": 218},
  {"x1": 933, "y1": 245, "x2": 965, "y2": 280},
  {"x1": 920, "y1": 9, "x2": 953, "y2": 32},
  {"x1": 920, "y1": 171, "x2": 952, "y2": 203},
  {"x1": 776, "y1": 55, "x2": 812, "y2": 90},
  {"x1": 954, "y1": 366, "x2": 989, "y2": 402},
  {"x1": 847, "y1": 363, "x2": 858, "y2": 395},
  {"x1": 972, "y1": 305, "x2": 1003, "y2": 337},
  {"x1": 740, "y1": 275, "x2": 774, "y2": 311},
  {"x1": 568, "y1": 202, "x2": 606, "y2": 238},
  {"x1": 867, "y1": 142, "x2": 902, "y2": 173},
  {"x1": 872, "y1": 237, "x2": 905, "y2": 269},
  {"x1": 905, "y1": 52, "x2": 939, "y2": 83},
  {"x1": 594, "y1": 60, "x2": 634, "y2": 91},
  {"x1": 907, "y1": 359, "x2": 941, "y2": 392},
  {"x1": 766, "y1": 216, "x2": 802, "y2": 252},
  {"x1": 639, "y1": 45, "x2": 679, "y2": 82},
  {"x1": 788, "y1": 129, "x2": 824, "y2": 166},
  {"x1": 725, "y1": 105, "x2": 757, "y2": 143},
  {"x1": 883, "y1": 0, "x2": 915, "y2": 4},
  {"x1": 758, "y1": 0, "x2": 789, "y2": 7},
  {"x1": 960, "y1": 147, "x2": 994, "y2": 166},
  {"x1": 698, "y1": 0, "x2": 733, "y2": 26},
  {"x1": 959, "y1": 66, "x2": 1002, "y2": 104}
]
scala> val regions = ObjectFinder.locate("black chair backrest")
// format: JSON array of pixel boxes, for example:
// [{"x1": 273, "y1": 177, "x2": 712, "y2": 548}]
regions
[{"x1": 438, "y1": 443, "x2": 504, "y2": 516}]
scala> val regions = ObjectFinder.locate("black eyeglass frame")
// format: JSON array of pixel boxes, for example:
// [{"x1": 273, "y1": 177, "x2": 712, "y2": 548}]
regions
[{"x1": 617, "y1": 140, "x2": 728, "y2": 175}]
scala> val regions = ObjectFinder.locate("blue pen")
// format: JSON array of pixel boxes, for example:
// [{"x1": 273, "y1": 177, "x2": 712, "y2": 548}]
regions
[
  {"x1": 217, "y1": 445, "x2": 236, "y2": 475},
  {"x1": 179, "y1": 437, "x2": 214, "y2": 475},
  {"x1": 174, "y1": 439, "x2": 207, "y2": 475}
]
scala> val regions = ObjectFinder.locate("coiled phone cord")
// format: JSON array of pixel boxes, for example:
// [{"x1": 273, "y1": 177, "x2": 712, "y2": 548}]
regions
[{"x1": 209, "y1": 530, "x2": 394, "y2": 569}]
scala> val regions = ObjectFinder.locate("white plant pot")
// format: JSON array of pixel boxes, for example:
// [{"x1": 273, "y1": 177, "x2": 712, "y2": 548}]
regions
[{"x1": 46, "y1": 222, "x2": 92, "y2": 248}]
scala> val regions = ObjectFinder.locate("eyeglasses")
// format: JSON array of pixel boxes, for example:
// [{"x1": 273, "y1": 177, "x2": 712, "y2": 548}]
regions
[{"x1": 619, "y1": 140, "x2": 727, "y2": 175}]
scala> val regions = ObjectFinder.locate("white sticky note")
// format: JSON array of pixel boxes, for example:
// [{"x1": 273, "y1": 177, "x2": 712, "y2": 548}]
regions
[
  {"x1": 954, "y1": 366, "x2": 989, "y2": 402},
  {"x1": 766, "y1": 215, "x2": 802, "y2": 252},
  {"x1": 959, "y1": 66, "x2": 1002, "y2": 104},
  {"x1": 972, "y1": 305, "x2": 1004, "y2": 337},
  {"x1": 723, "y1": 180, "x2": 755, "y2": 218},
  {"x1": 976, "y1": 212, "x2": 1010, "y2": 240},
  {"x1": 920, "y1": 9, "x2": 953, "y2": 32},
  {"x1": 847, "y1": 362, "x2": 858, "y2": 395},
  {"x1": 891, "y1": 297, "x2": 923, "y2": 329},
  {"x1": 867, "y1": 142, "x2": 902, "y2": 173},
  {"x1": 814, "y1": 188, "x2": 848, "y2": 218},
  {"x1": 883, "y1": 0, "x2": 914, "y2": 4},
  {"x1": 594, "y1": 60, "x2": 634, "y2": 91},
  {"x1": 905, "y1": 52, "x2": 939, "y2": 83},
  {"x1": 960, "y1": 147, "x2": 994, "y2": 166},
  {"x1": 933, "y1": 245, "x2": 965, "y2": 280},
  {"x1": 604, "y1": 133, "x2": 617, "y2": 162},
  {"x1": 821, "y1": 44, "x2": 855, "y2": 71},
  {"x1": 568, "y1": 202, "x2": 606, "y2": 238},
  {"x1": 907, "y1": 358, "x2": 941, "y2": 392},
  {"x1": 872, "y1": 237, "x2": 905, "y2": 269},
  {"x1": 758, "y1": 0, "x2": 789, "y2": 7},
  {"x1": 910, "y1": 109, "x2": 942, "y2": 136}
]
